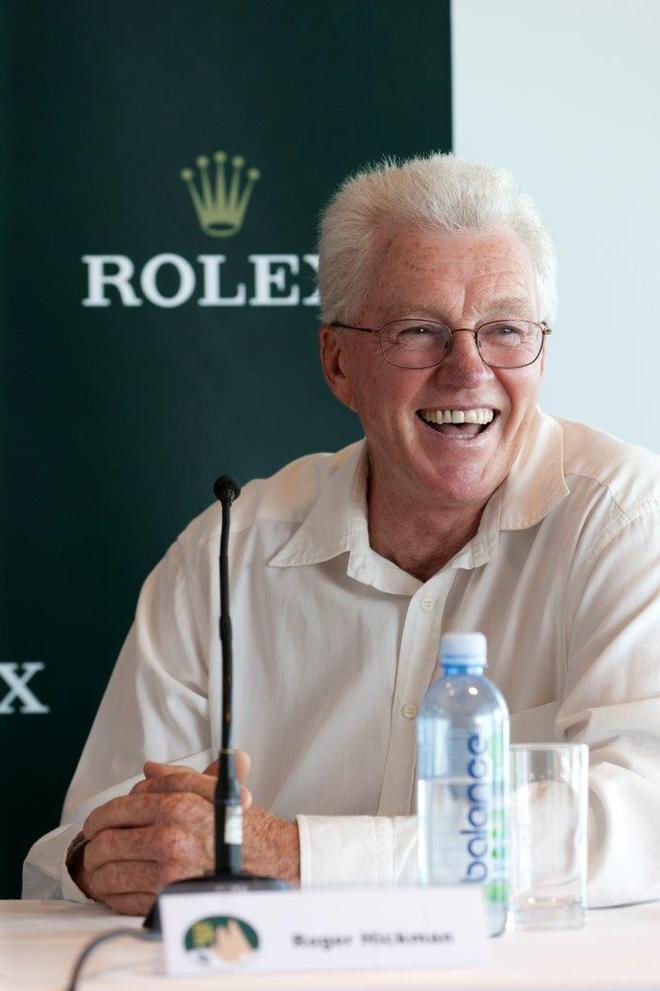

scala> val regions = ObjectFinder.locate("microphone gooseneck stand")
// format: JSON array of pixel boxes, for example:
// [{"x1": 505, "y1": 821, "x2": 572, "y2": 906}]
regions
[
  {"x1": 143, "y1": 474, "x2": 288, "y2": 933},
  {"x1": 214, "y1": 474, "x2": 244, "y2": 877}
]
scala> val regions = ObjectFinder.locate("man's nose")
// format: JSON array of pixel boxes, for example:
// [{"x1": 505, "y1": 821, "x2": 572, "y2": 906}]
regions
[{"x1": 436, "y1": 329, "x2": 493, "y2": 386}]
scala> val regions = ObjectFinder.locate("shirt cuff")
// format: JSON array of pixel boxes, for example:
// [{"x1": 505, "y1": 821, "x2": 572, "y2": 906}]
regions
[
  {"x1": 296, "y1": 814, "x2": 418, "y2": 887},
  {"x1": 23, "y1": 822, "x2": 95, "y2": 903}
]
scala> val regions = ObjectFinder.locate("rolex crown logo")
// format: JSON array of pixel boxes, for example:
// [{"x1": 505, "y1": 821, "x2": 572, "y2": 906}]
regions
[{"x1": 181, "y1": 151, "x2": 260, "y2": 238}]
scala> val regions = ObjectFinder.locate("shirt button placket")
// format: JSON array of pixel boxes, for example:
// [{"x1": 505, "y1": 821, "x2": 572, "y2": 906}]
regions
[{"x1": 377, "y1": 574, "x2": 455, "y2": 816}]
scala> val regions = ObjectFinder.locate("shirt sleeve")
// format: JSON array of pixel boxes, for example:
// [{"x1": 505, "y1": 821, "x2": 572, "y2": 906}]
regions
[
  {"x1": 296, "y1": 814, "x2": 418, "y2": 887},
  {"x1": 22, "y1": 538, "x2": 214, "y2": 901},
  {"x1": 557, "y1": 508, "x2": 660, "y2": 907}
]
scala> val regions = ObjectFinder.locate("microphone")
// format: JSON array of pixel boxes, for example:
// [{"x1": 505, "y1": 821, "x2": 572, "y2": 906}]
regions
[
  {"x1": 213, "y1": 474, "x2": 241, "y2": 505},
  {"x1": 143, "y1": 473, "x2": 287, "y2": 932},
  {"x1": 213, "y1": 474, "x2": 242, "y2": 876}
]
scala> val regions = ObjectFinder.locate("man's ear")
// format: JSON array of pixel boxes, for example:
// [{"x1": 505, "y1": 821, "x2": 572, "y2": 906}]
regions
[{"x1": 319, "y1": 326, "x2": 357, "y2": 412}]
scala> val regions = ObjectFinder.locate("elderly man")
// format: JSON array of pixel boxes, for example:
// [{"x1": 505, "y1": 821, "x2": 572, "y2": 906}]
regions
[{"x1": 24, "y1": 154, "x2": 660, "y2": 914}]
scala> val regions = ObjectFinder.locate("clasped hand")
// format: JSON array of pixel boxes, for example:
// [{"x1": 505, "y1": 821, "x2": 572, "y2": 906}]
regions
[{"x1": 76, "y1": 752, "x2": 300, "y2": 915}]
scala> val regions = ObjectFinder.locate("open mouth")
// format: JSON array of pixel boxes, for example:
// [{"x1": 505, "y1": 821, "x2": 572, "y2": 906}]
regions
[{"x1": 416, "y1": 407, "x2": 500, "y2": 439}]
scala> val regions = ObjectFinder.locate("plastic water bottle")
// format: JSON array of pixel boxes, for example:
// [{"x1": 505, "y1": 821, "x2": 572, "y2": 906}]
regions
[{"x1": 416, "y1": 632, "x2": 510, "y2": 937}]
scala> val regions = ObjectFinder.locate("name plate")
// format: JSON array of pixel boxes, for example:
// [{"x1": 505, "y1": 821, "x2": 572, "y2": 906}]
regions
[{"x1": 160, "y1": 884, "x2": 489, "y2": 976}]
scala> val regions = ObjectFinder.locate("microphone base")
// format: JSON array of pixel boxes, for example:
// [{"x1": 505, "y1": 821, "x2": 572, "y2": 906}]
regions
[{"x1": 143, "y1": 871, "x2": 290, "y2": 933}]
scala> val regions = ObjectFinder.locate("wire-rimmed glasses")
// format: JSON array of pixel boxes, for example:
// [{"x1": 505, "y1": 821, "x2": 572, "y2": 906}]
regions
[{"x1": 332, "y1": 318, "x2": 552, "y2": 370}]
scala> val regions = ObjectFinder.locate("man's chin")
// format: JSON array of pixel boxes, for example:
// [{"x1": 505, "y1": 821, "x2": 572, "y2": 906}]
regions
[
  {"x1": 410, "y1": 458, "x2": 505, "y2": 510},
  {"x1": 431, "y1": 479, "x2": 498, "y2": 509}
]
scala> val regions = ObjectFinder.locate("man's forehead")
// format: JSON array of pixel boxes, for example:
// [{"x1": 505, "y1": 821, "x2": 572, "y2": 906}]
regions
[
  {"x1": 363, "y1": 222, "x2": 537, "y2": 317},
  {"x1": 371, "y1": 220, "x2": 530, "y2": 267}
]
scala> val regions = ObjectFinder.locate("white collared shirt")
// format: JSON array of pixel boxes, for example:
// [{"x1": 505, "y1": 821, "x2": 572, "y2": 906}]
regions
[{"x1": 24, "y1": 411, "x2": 660, "y2": 907}]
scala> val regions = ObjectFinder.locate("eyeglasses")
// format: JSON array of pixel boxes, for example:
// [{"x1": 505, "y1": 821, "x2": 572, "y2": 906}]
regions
[{"x1": 332, "y1": 318, "x2": 552, "y2": 370}]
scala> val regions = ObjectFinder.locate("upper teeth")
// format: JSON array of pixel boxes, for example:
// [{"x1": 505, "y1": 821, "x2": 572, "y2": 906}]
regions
[{"x1": 421, "y1": 408, "x2": 495, "y2": 425}]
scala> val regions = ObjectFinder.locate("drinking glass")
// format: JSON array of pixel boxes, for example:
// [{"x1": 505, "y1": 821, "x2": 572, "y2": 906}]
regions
[{"x1": 509, "y1": 743, "x2": 588, "y2": 930}]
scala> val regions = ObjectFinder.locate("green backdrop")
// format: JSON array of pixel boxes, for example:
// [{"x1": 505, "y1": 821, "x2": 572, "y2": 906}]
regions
[{"x1": 1, "y1": 0, "x2": 452, "y2": 897}]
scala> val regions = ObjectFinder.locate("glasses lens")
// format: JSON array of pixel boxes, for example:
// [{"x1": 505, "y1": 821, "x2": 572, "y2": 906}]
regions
[
  {"x1": 477, "y1": 321, "x2": 543, "y2": 368},
  {"x1": 381, "y1": 320, "x2": 451, "y2": 368}
]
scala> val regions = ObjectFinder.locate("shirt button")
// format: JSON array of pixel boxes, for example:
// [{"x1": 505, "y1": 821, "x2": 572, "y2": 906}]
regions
[
  {"x1": 420, "y1": 597, "x2": 434, "y2": 612},
  {"x1": 402, "y1": 703, "x2": 418, "y2": 719}
]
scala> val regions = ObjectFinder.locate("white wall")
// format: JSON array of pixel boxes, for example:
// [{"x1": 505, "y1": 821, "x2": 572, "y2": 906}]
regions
[{"x1": 451, "y1": 0, "x2": 660, "y2": 452}]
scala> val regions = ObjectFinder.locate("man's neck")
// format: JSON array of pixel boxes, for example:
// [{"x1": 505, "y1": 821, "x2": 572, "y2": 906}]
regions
[{"x1": 367, "y1": 470, "x2": 486, "y2": 584}]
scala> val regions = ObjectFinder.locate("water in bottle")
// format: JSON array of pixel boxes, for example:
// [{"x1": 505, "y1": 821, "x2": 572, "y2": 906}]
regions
[{"x1": 416, "y1": 632, "x2": 510, "y2": 937}]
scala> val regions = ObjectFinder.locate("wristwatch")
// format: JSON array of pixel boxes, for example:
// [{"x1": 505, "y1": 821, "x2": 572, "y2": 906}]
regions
[{"x1": 65, "y1": 830, "x2": 89, "y2": 882}]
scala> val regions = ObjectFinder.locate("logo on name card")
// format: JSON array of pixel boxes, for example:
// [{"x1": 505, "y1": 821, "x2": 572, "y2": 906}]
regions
[{"x1": 185, "y1": 916, "x2": 259, "y2": 968}]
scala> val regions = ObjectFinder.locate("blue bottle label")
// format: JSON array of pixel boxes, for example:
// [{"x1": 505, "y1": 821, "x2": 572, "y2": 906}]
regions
[{"x1": 461, "y1": 732, "x2": 492, "y2": 882}]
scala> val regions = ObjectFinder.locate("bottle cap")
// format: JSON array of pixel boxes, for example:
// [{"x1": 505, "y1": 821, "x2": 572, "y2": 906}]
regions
[{"x1": 439, "y1": 632, "x2": 487, "y2": 667}]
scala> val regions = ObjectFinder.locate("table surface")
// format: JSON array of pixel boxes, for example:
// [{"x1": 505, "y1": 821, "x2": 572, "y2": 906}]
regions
[{"x1": 1, "y1": 900, "x2": 659, "y2": 991}]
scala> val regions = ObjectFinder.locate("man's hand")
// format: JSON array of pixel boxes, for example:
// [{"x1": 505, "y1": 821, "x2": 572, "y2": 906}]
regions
[
  {"x1": 73, "y1": 752, "x2": 299, "y2": 915},
  {"x1": 73, "y1": 753, "x2": 250, "y2": 915}
]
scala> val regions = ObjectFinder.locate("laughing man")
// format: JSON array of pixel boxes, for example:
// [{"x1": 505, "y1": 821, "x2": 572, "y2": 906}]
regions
[{"x1": 25, "y1": 154, "x2": 660, "y2": 913}]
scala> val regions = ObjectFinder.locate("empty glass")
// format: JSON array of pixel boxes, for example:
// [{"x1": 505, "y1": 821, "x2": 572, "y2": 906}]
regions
[{"x1": 509, "y1": 743, "x2": 588, "y2": 930}]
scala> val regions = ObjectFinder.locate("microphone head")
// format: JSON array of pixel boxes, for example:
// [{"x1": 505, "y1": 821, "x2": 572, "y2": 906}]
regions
[{"x1": 213, "y1": 475, "x2": 242, "y2": 506}]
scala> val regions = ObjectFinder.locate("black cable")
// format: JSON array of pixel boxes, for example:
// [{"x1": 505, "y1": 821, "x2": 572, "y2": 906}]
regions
[{"x1": 66, "y1": 926, "x2": 160, "y2": 991}]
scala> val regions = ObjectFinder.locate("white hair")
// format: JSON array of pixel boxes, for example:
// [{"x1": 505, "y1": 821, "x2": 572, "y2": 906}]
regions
[{"x1": 317, "y1": 152, "x2": 557, "y2": 325}]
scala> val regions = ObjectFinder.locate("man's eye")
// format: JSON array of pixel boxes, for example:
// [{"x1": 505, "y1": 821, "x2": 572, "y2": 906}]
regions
[
  {"x1": 385, "y1": 321, "x2": 448, "y2": 349},
  {"x1": 483, "y1": 323, "x2": 525, "y2": 344},
  {"x1": 400, "y1": 325, "x2": 437, "y2": 337}
]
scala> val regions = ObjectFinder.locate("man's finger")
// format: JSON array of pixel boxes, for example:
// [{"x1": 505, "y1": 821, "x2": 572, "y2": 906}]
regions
[
  {"x1": 236, "y1": 749, "x2": 251, "y2": 781},
  {"x1": 84, "y1": 790, "x2": 211, "y2": 841},
  {"x1": 85, "y1": 782, "x2": 250, "y2": 848},
  {"x1": 131, "y1": 771, "x2": 216, "y2": 802},
  {"x1": 84, "y1": 796, "x2": 164, "y2": 840},
  {"x1": 84, "y1": 822, "x2": 210, "y2": 872},
  {"x1": 143, "y1": 760, "x2": 192, "y2": 779},
  {"x1": 89, "y1": 858, "x2": 201, "y2": 897},
  {"x1": 89, "y1": 860, "x2": 162, "y2": 896},
  {"x1": 84, "y1": 825, "x2": 171, "y2": 870},
  {"x1": 133, "y1": 772, "x2": 252, "y2": 810},
  {"x1": 203, "y1": 748, "x2": 251, "y2": 781}
]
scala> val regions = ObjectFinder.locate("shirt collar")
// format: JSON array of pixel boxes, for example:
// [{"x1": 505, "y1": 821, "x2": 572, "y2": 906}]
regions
[
  {"x1": 497, "y1": 408, "x2": 570, "y2": 531},
  {"x1": 269, "y1": 441, "x2": 418, "y2": 594},
  {"x1": 445, "y1": 408, "x2": 571, "y2": 572},
  {"x1": 269, "y1": 440, "x2": 367, "y2": 569},
  {"x1": 270, "y1": 408, "x2": 569, "y2": 580}
]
